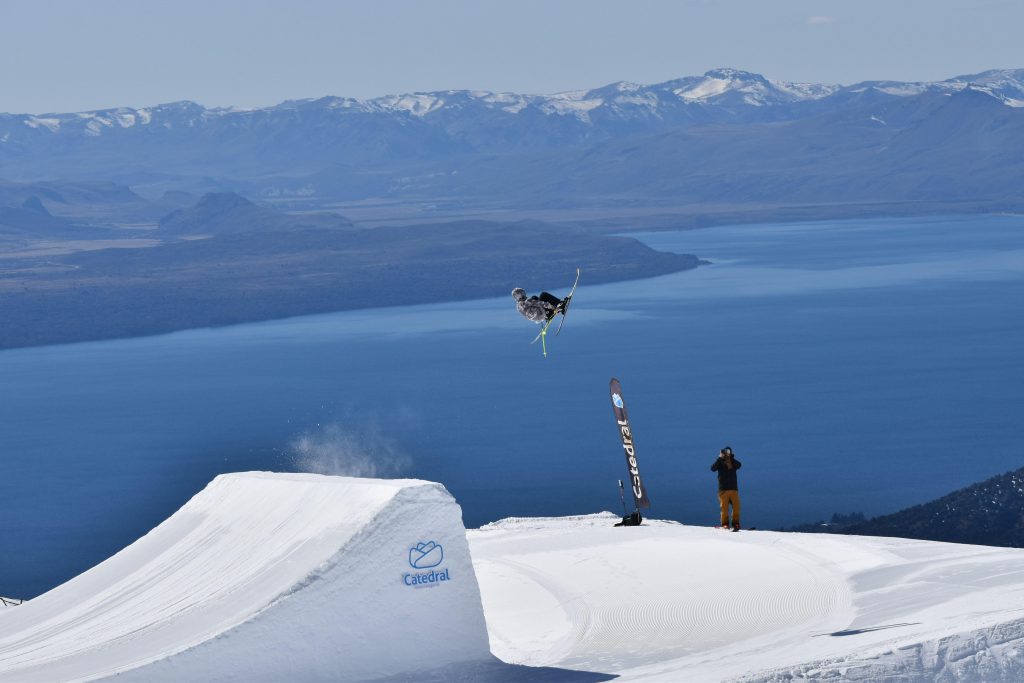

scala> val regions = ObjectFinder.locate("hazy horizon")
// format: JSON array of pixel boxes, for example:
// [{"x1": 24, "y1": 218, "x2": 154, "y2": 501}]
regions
[{"x1": 1, "y1": 0, "x2": 1021, "y2": 114}]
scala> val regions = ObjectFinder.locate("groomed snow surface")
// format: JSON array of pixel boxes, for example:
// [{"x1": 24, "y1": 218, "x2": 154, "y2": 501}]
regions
[
  {"x1": 472, "y1": 514, "x2": 1024, "y2": 681},
  {"x1": 3, "y1": 475, "x2": 1024, "y2": 681}
]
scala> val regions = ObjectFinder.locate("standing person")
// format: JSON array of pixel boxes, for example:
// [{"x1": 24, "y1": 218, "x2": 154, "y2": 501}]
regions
[{"x1": 711, "y1": 446, "x2": 742, "y2": 531}]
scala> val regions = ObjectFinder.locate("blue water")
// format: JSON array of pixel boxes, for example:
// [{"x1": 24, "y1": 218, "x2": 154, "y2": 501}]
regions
[{"x1": 2, "y1": 214, "x2": 1023, "y2": 598}]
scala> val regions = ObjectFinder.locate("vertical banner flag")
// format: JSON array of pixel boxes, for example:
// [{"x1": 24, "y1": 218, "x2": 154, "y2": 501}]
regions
[{"x1": 609, "y1": 377, "x2": 651, "y2": 509}]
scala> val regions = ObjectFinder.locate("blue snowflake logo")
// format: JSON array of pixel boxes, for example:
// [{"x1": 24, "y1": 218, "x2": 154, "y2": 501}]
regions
[{"x1": 409, "y1": 541, "x2": 444, "y2": 569}]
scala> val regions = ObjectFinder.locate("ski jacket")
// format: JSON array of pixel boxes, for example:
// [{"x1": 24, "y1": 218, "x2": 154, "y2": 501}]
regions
[
  {"x1": 711, "y1": 457, "x2": 742, "y2": 491},
  {"x1": 512, "y1": 289, "x2": 556, "y2": 323}
]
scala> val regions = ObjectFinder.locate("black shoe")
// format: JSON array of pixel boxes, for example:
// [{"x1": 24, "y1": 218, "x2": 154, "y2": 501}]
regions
[{"x1": 731, "y1": 525, "x2": 740, "y2": 532}]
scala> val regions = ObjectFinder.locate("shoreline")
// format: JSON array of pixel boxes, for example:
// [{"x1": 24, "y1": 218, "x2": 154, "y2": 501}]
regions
[
  {"x1": 0, "y1": 222, "x2": 703, "y2": 351},
  {"x1": 0, "y1": 263, "x2": 704, "y2": 354},
  {"x1": 2, "y1": 204, "x2": 1017, "y2": 352}
]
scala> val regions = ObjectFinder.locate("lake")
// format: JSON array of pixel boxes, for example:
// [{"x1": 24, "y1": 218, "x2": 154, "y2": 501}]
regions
[{"x1": 3, "y1": 213, "x2": 1023, "y2": 598}]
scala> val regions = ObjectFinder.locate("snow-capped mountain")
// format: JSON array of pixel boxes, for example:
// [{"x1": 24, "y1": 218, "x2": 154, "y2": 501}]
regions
[
  {"x1": 2, "y1": 68, "x2": 1020, "y2": 143},
  {"x1": 949, "y1": 67, "x2": 1024, "y2": 105},
  {"x1": 1, "y1": 68, "x2": 1021, "y2": 209},
  {"x1": 843, "y1": 68, "x2": 1024, "y2": 107},
  {"x1": 7, "y1": 101, "x2": 211, "y2": 138},
  {"x1": 659, "y1": 67, "x2": 839, "y2": 106},
  {"x1": 0, "y1": 67, "x2": 840, "y2": 170}
]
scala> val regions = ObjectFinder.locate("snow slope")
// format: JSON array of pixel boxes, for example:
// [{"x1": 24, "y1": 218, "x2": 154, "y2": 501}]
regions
[
  {"x1": 470, "y1": 514, "x2": 1024, "y2": 681},
  {"x1": 5, "y1": 480, "x2": 1024, "y2": 681},
  {"x1": 0, "y1": 472, "x2": 492, "y2": 682}
]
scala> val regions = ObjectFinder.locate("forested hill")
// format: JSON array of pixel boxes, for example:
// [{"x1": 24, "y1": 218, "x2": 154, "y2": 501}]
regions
[{"x1": 841, "y1": 467, "x2": 1024, "y2": 547}]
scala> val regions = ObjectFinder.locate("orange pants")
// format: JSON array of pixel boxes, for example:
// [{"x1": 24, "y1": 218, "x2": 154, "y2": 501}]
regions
[{"x1": 718, "y1": 490, "x2": 741, "y2": 528}]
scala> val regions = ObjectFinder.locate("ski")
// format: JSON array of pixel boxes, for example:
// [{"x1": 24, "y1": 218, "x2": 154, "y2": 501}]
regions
[
  {"x1": 530, "y1": 318, "x2": 552, "y2": 345},
  {"x1": 554, "y1": 268, "x2": 581, "y2": 336},
  {"x1": 529, "y1": 267, "x2": 580, "y2": 357}
]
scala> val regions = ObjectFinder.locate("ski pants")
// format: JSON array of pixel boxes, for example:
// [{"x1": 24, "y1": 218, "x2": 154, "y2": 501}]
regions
[
  {"x1": 537, "y1": 292, "x2": 561, "y2": 307},
  {"x1": 718, "y1": 490, "x2": 740, "y2": 528}
]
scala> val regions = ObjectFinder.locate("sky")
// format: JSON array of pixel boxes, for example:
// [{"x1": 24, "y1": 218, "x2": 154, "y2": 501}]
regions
[{"x1": 0, "y1": 0, "x2": 1021, "y2": 114}]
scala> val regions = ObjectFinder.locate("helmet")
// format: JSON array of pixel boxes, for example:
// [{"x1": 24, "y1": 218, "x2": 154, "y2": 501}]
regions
[
  {"x1": 511, "y1": 288, "x2": 526, "y2": 301},
  {"x1": 722, "y1": 446, "x2": 733, "y2": 456}
]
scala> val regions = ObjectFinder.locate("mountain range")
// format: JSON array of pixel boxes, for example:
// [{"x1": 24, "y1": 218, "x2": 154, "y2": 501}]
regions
[
  {"x1": 1, "y1": 68, "x2": 1022, "y2": 210},
  {"x1": 3, "y1": 68, "x2": 1022, "y2": 150}
]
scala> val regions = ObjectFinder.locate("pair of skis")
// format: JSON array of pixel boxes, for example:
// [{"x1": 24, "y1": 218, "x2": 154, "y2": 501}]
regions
[{"x1": 530, "y1": 268, "x2": 580, "y2": 357}]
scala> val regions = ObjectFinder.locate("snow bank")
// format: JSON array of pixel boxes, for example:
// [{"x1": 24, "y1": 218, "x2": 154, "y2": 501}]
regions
[
  {"x1": 8, "y1": 491, "x2": 1024, "y2": 682},
  {"x1": 743, "y1": 618, "x2": 1024, "y2": 681},
  {"x1": 0, "y1": 472, "x2": 492, "y2": 682},
  {"x1": 469, "y1": 514, "x2": 1024, "y2": 682}
]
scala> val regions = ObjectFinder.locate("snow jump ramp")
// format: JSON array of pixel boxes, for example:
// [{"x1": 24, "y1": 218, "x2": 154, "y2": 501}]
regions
[{"x1": 0, "y1": 472, "x2": 495, "y2": 682}]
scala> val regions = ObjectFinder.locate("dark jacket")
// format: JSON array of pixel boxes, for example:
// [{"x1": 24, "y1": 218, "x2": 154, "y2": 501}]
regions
[
  {"x1": 512, "y1": 289, "x2": 556, "y2": 323},
  {"x1": 711, "y1": 457, "x2": 742, "y2": 491}
]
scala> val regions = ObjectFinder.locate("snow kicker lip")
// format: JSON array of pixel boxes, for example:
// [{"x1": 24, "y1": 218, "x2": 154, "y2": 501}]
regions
[{"x1": 0, "y1": 473, "x2": 493, "y2": 682}]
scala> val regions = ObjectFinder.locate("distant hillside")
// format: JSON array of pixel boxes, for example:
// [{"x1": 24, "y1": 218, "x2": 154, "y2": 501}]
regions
[
  {"x1": 0, "y1": 195, "x2": 104, "y2": 238},
  {"x1": 0, "y1": 179, "x2": 142, "y2": 207},
  {"x1": 0, "y1": 219, "x2": 701, "y2": 349},
  {"x1": 0, "y1": 196, "x2": 63, "y2": 235},
  {"x1": 0, "y1": 179, "x2": 151, "y2": 235},
  {"x1": 842, "y1": 467, "x2": 1024, "y2": 547},
  {"x1": 789, "y1": 468, "x2": 1024, "y2": 546},
  {"x1": 159, "y1": 192, "x2": 353, "y2": 235}
]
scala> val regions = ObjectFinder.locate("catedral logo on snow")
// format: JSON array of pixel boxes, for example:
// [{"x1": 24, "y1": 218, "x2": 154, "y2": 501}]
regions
[{"x1": 403, "y1": 541, "x2": 452, "y2": 587}]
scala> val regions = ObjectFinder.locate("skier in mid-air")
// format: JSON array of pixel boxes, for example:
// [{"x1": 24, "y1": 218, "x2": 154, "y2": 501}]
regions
[
  {"x1": 512, "y1": 270, "x2": 580, "y2": 357},
  {"x1": 511, "y1": 288, "x2": 565, "y2": 323}
]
